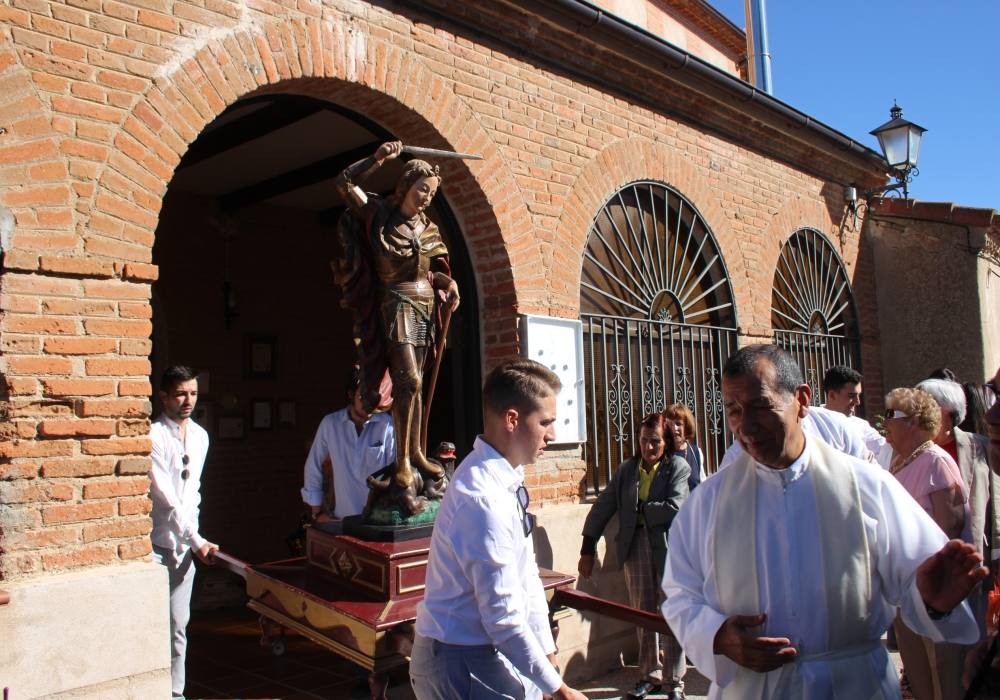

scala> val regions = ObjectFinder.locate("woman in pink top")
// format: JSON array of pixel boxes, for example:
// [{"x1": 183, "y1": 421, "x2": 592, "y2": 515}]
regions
[{"x1": 884, "y1": 386, "x2": 969, "y2": 700}]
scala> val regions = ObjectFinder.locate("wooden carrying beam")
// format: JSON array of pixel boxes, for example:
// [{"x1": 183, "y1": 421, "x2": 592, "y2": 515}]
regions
[
  {"x1": 211, "y1": 551, "x2": 249, "y2": 580},
  {"x1": 552, "y1": 587, "x2": 671, "y2": 635},
  {"x1": 0, "y1": 589, "x2": 9, "y2": 606}
]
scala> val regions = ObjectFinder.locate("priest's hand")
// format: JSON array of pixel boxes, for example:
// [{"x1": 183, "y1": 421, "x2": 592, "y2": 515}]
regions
[
  {"x1": 577, "y1": 554, "x2": 595, "y2": 579},
  {"x1": 713, "y1": 613, "x2": 797, "y2": 673},
  {"x1": 917, "y1": 539, "x2": 989, "y2": 615}
]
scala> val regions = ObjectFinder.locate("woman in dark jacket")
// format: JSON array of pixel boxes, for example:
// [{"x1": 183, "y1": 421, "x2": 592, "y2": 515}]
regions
[{"x1": 577, "y1": 412, "x2": 690, "y2": 700}]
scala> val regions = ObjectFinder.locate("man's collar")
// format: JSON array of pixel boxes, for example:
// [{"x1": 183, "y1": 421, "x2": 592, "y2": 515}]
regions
[
  {"x1": 474, "y1": 436, "x2": 524, "y2": 492},
  {"x1": 159, "y1": 414, "x2": 184, "y2": 435},
  {"x1": 754, "y1": 435, "x2": 810, "y2": 486}
]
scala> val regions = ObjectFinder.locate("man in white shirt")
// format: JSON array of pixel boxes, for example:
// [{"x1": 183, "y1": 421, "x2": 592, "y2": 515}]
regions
[
  {"x1": 822, "y1": 364, "x2": 887, "y2": 459},
  {"x1": 411, "y1": 358, "x2": 586, "y2": 700},
  {"x1": 149, "y1": 365, "x2": 218, "y2": 700},
  {"x1": 300, "y1": 366, "x2": 395, "y2": 526},
  {"x1": 662, "y1": 345, "x2": 987, "y2": 699}
]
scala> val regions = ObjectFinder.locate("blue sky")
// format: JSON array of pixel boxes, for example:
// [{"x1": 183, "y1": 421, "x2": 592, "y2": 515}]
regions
[{"x1": 710, "y1": 1, "x2": 999, "y2": 210}]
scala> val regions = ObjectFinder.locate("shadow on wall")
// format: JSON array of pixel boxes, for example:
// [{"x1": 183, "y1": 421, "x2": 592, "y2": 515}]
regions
[{"x1": 532, "y1": 520, "x2": 635, "y2": 685}]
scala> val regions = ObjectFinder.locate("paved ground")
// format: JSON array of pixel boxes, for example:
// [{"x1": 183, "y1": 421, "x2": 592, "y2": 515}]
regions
[{"x1": 185, "y1": 606, "x2": 901, "y2": 699}]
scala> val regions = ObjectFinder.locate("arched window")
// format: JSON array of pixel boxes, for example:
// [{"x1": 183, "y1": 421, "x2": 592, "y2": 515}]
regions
[
  {"x1": 581, "y1": 182, "x2": 737, "y2": 491},
  {"x1": 771, "y1": 228, "x2": 861, "y2": 405}
]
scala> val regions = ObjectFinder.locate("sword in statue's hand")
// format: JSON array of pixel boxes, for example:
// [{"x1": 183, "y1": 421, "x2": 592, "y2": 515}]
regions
[
  {"x1": 400, "y1": 145, "x2": 483, "y2": 161},
  {"x1": 349, "y1": 145, "x2": 483, "y2": 205}
]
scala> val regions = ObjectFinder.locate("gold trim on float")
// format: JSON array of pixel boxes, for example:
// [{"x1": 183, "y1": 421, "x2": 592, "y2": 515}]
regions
[
  {"x1": 247, "y1": 600, "x2": 407, "y2": 674},
  {"x1": 396, "y1": 560, "x2": 428, "y2": 595}
]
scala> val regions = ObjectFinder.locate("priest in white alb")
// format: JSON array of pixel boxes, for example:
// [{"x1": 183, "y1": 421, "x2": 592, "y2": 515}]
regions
[{"x1": 662, "y1": 344, "x2": 987, "y2": 699}]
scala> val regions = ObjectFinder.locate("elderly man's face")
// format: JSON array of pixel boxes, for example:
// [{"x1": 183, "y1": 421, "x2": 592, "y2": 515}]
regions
[
  {"x1": 723, "y1": 359, "x2": 811, "y2": 469},
  {"x1": 987, "y1": 367, "x2": 1000, "y2": 474}
]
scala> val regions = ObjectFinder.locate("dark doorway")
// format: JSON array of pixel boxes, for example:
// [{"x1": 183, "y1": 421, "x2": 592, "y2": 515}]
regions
[{"x1": 151, "y1": 94, "x2": 481, "y2": 569}]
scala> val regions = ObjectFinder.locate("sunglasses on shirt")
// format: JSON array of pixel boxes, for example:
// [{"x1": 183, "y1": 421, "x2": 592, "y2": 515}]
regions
[
  {"x1": 515, "y1": 485, "x2": 535, "y2": 538},
  {"x1": 181, "y1": 454, "x2": 190, "y2": 481}
]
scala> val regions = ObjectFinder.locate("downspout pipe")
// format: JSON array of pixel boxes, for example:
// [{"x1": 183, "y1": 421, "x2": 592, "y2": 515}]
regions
[{"x1": 745, "y1": 0, "x2": 773, "y2": 93}]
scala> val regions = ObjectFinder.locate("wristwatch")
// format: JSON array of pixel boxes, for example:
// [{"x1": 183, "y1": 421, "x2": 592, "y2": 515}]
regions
[{"x1": 925, "y1": 602, "x2": 952, "y2": 620}]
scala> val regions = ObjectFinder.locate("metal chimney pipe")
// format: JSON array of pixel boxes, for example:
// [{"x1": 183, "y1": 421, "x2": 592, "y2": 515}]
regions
[{"x1": 744, "y1": 0, "x2": 773, "y2": 94}]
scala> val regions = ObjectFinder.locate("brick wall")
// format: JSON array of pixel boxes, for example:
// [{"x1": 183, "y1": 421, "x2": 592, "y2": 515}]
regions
[{"x1": 0, "y1": 0, "x2": 883, "y2": 578}]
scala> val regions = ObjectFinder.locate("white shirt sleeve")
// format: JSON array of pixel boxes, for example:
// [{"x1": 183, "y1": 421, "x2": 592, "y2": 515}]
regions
[
  {"x1": 455, "y1": 498, "x2": 562, "y2": 694},
  {"x1": 868, "y1": 469, "x2": 979, "y2": 644},
  {"x1": 662, "y1": 489, "x2": 739, "y2": 688},
  {"x1": 149, "y1": 429, "x2": 206, "y2": 550},
  {"x1": 301, "y1": 417, "x2": 331, "y2": 507}
]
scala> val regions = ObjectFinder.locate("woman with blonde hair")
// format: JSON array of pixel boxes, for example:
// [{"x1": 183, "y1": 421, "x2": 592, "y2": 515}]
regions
[
  {"x1": 885, "y1": 386, "x2": 970, "y2": 700},
  {"x1": 663, "y1": 403, "x2": 705, "y2": 492}
]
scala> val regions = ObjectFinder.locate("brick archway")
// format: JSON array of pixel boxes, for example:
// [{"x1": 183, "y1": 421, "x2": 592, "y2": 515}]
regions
[
  {"x1": 756, "y1": 196, "x2": 838, "y2": 332},
  {"x1": 553, "y1": 137, "x2": 751, "y2": 324},
  {"x1": 87, "y1": 20, "x2": 533, "y2": 358}
]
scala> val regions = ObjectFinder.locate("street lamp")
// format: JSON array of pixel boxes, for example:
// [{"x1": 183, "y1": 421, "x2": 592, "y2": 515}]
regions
[{"x1": 866, "y1": 102, "x2": 927, "y2": 200}]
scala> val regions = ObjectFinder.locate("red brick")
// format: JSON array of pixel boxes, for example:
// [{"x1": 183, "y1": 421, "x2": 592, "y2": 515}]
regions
[
  {"x1": 1, "y1": 273, "x2": 82, "y2": 297},
  {"x1": 41, "y1": 458, "x2": 115, "y2": 478},
  {"x1": 119, "y1": 302, "x2": 152, "y2": 318},
  {"x1": 118, "y1": 538, "x2": 151, "y2": 559},
  {"x1": 44, "y1": 337, "x2": 117, "y2": 355},
  {"x1": 1, "y1": 250, "x2": 39, "y2": 271},
  {"x1": 38, "y1": 419, "x2": 116, "y2": 437},
  {"x1": 42, "y1": 378, "x2": 115, "y2": 397},
  {"x1": 84, "y1": 318, "x2": 152, "y2": 338},
  {"x1": 41, "y1": 299, "x2": 117, "y2": 316},
  {"x1": 83, "y1": 236, "x2": 151, "y2": 263},
  {"x1": 116, "y1": 456, "x2": 151, "y2": 475},
  {"x1": 38, "y1": 256, "x2": 115, "y2": 278},
  {"x1": 42, "y1": 501, "x2": 115, "y2": 525},
  {"x1": 82, "y1": 476, "x2": 149, "y2": 499},
  {"x1": 120, "y1": 339, "x2": 152, "y2": 356},
  {"x1": 85, "y1": 358, "x2": 151, "y2": 376},
  {"x1": 80, "y1": 437, "x2": 152, "y2": 455},
  {"x1": 6, "y1": 377, "x2": 39, "y2": 395},
  {"x1": 42, "y1": 545, "x2": 117, "y2": 570},
  {"x1": 82, "y1": 517, "x2": 151, "y2": 542},
  {"x1": 82, "y1": 279, "x2": 150, "y2": 300},
  {"x1": 79, "y1": 399, "x2": 149, "y2": 418},
  {"x1": 3, "y1": 185, "x2": 72, "y2": 208},
  {"x1": 11, "y1": 527, "x2": 81, "y2": 549},
  {"x1": 3, "y1": 316, "x2": 77, "y2": 335},
  {"x1": 51, "y1": 95, "x2": 123, "y2": 123},
  {"x1": 118, "y1": 495, "x2": 152, "y2": 516},
  {"x1": 122, "y1": 263, "x2": 160, "y2": 282},
  {"x1": 118, "y1": 380, "x2": 152, "y2": 396},
  {"x1": 5, "y1": 356, "x2": 74, "y2": 375},
  {"x1": 0, "y1": 463, "x2": 40, "y2": 480},
  {"x1": 116, "y1": 418, "x2": 150, "y2": 437},
  {"x1": 0, "y1": 440, "x2": 74, "y2": 458}
]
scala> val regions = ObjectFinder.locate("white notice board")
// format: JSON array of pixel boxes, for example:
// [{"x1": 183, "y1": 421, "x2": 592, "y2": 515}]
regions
[{"x1": 519, "y1": 315, "x2": 586, "y2": 445}]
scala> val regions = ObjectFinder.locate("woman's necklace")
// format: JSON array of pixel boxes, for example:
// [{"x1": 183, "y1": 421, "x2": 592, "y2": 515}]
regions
[{"x1": 890, "y1": 439, "x2": 935, "y2": 475}]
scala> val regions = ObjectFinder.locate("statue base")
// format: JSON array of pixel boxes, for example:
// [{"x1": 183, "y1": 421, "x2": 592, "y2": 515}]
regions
[{"x1": 342, "y1": 514, "x2": 435, "y2": 542}]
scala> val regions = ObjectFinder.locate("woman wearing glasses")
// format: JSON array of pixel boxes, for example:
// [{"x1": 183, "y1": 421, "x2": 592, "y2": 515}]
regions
[
  {"x1": 578, "y1": 412, "x2": 691, "y2": 700},
  {"x1": 884, "y1": 387, "x2": 970, "y2": 700}
]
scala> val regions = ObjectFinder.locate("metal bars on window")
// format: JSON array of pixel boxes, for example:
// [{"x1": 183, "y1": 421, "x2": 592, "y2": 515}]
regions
[
  {"x1": 771, "y1": 228, "x2": 861, "y2": 406},
  {"x1": 582, "y1": 314, "x2": 737, "y2": 492},
  {"x1": 580, "y1": 182, "x2": 737, "y2": 493}
]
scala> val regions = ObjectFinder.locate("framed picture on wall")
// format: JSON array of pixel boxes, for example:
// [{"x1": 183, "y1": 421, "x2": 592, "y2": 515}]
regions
[
  {"x1": 251, "y1": 399, "x2": 273, "y2": 430},
  {"x1": 244, "y1": 334, "x2": 276, "y2": 380},
  {"x1": 278, "y1": 400, "x2": 296, "y2": 428},
  {"x1": 192, "y1": 402, "x2": 212, "y2": 436},
  {"x1": 218, "y1": 416, "x2": 244, "y2": 440}
]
